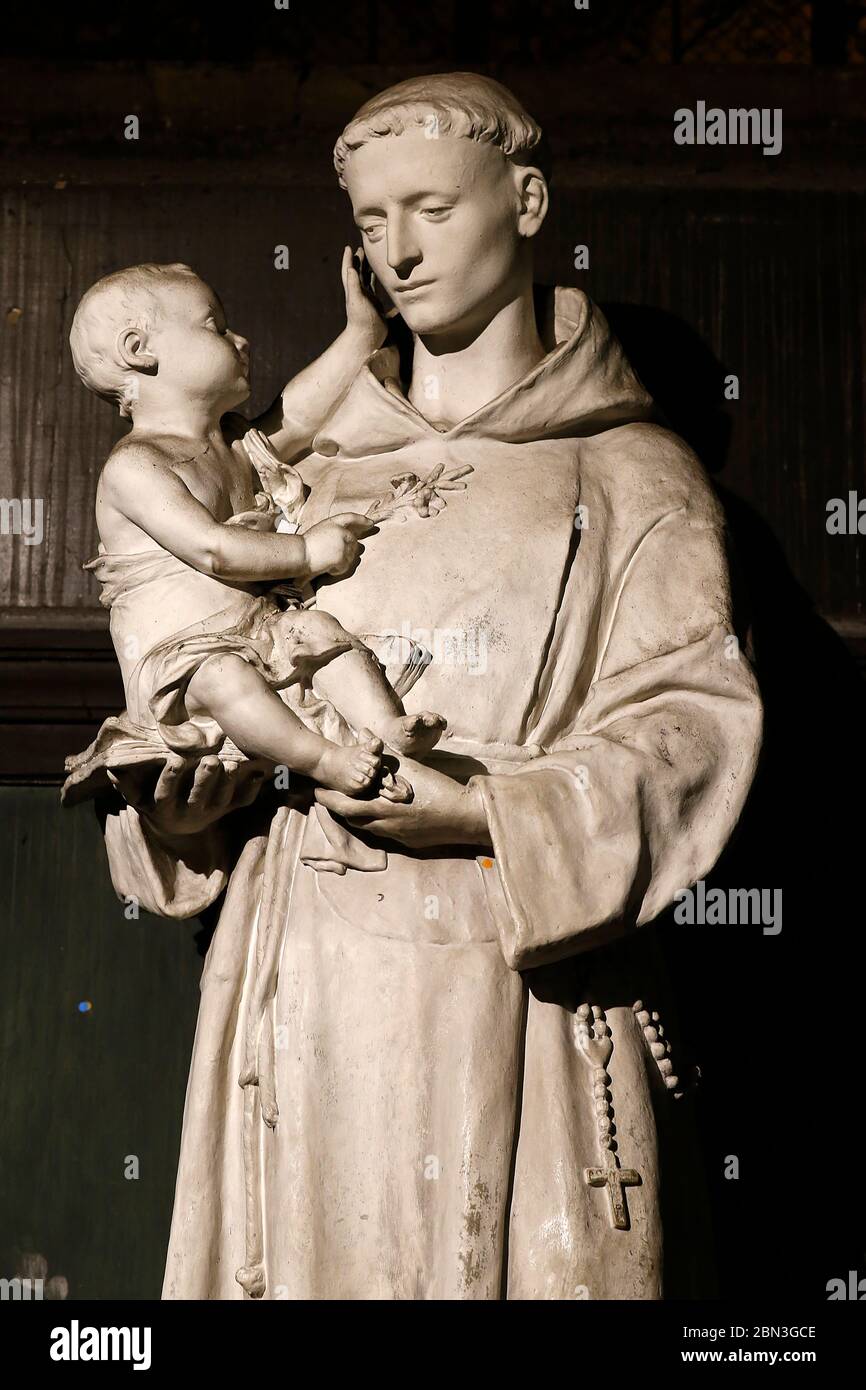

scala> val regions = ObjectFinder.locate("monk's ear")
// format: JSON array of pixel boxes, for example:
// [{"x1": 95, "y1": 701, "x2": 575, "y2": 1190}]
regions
[
  {"x1": 116, "y1": 325, "x2": 156, "y2": 370},
  {"x1": 514, "y1": 166, "x2": 549, "y2": 240}
]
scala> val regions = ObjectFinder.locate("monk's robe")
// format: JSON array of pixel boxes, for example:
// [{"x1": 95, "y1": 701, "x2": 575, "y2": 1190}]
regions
[{"x1": 100, "y1": 288, "x2": 762, "y2": 1299}]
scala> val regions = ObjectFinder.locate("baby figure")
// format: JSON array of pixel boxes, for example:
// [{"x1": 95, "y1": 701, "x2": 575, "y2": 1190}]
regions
[{"x1": 65, "y1": 254, "x2": 445, "y2": 801}]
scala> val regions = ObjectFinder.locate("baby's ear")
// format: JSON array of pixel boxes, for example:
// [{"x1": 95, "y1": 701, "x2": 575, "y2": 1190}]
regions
[{"x1": 116, "y1": 326, "x2": 155, "y2": 369}]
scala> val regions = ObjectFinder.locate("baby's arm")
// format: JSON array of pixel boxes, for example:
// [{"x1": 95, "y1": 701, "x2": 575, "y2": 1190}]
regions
[
  {"x1": 241, "y1": 248, "x2": 385, "y2": 463},
  {"x1": 102, "y1": 443, "x2": 372, "y2": 583}
]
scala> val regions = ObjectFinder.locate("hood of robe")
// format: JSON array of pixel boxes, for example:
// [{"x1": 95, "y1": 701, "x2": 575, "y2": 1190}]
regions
[{"x1": 311, "y1": 286, "x2": 654, "y2": 457}]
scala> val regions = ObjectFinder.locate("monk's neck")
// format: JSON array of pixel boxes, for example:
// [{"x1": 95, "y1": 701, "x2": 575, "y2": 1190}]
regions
[{"x1": 408, "y1": 287, "x2": 546, "y2": 429}]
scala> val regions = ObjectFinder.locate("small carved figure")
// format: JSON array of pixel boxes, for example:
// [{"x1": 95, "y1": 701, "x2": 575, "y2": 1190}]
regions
[{"x1": 64, "y1": 252, "x2": 446, "y2": 805}]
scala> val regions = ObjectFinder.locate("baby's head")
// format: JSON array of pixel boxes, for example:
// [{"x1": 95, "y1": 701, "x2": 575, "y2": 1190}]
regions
[{"x1": 69, "y1": 263, "x2": 250, "y2": 419}]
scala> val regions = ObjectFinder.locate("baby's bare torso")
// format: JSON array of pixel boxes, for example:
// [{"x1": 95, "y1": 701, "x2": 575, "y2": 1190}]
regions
[
  {"x1": 96, "y1": 426, "x2": 266, "y2": 677},
  {"x1": 97, "y1": 426, "x2": 255, "y2": 547}
]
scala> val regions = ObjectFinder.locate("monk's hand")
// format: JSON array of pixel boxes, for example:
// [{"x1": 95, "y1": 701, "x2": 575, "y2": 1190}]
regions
[
  {"x1": 341, "y1": 246, "x2": 388, "y2": 351},
  {"x1": 314, "y1": 754, "x2": 492, "y2": 851},
  {"x1": 107, "y1": 753, "x2": 269, "y2": 838}
]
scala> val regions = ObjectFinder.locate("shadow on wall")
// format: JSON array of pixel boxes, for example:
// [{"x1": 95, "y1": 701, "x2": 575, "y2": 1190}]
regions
[{"x1": 604, "y1": 301, "x2": 866, "y2": 1300}]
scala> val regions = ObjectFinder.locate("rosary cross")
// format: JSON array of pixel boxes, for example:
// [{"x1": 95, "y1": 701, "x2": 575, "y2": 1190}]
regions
[
  {"x1": 585, "y1": 1152, "x2": 642, "y2": 1231},
  {"x1": 575, "y1": 1003, "x2": 643, "y2": 1232}
]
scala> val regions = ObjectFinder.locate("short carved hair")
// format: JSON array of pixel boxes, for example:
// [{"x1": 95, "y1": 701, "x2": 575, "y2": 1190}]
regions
[
  {"x1": 69, "y1": 262, "x2": 198, "y2": 418},
  {"x1": 333, "y1": 71, "x2": 547, "y2": 188}
]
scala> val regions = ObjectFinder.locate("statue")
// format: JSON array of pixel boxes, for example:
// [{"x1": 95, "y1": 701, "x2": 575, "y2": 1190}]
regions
[{"x1": 63, "y1": 72, "x2": 762, "y2": 1299}]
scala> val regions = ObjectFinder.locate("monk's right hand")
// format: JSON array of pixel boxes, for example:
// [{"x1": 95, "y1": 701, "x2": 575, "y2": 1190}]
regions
[
  {"x1": 302, "y1": 513, "x2": 376, "y2": 578},
  {"x1": 107, "y1": 753, "x2": 268, "y2": 837}
]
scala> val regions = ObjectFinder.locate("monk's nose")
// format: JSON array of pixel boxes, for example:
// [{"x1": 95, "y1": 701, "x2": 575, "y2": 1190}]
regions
[{"x1": 386, "y1": 215, "x2": 422, "y2": 277}]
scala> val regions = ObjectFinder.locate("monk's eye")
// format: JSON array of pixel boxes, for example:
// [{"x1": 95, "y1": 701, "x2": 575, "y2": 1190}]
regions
[{"x1": 359, "y1": 222, "x2": 385, "y2": 243}]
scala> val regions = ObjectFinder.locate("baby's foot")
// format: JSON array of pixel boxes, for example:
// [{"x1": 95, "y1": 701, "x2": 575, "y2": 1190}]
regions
[
  {"x1": 314, "y1": 730, "x2": 382, "y2": 796},
  {"x1": 381, "y1": 710, "x2": 446, "y2": 757}
]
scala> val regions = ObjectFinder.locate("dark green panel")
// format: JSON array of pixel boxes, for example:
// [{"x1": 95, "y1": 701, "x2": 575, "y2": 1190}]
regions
[{"x1": 0, "y1": 786, "x2": 203, "y2": 1300}]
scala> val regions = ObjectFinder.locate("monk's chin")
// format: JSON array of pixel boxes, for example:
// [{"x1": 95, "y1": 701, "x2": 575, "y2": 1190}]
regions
[
  {"x1": 395, "y1": 295, "x2": 466, "y2": 337},
  {"x1": 400, "y1": 293, "x2": 502, "y2": 345}
]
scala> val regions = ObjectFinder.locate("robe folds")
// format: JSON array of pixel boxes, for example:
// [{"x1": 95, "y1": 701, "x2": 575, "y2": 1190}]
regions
[{"x1": 100, "y1": 287, "x2": 762, "y2": 1300}]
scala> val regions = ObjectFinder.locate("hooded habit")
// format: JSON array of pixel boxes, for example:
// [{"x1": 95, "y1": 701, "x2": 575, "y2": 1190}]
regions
[{"x1": 98, "y1": 288, "x2": 762, "y2": 1299}]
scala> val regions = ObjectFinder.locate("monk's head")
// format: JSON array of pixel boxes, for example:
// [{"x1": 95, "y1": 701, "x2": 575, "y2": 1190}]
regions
[{"x1": 335, "y1": 73, "x2": 549, "y2": 343}]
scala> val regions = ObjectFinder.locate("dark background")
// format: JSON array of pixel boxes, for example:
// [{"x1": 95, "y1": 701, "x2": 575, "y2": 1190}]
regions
[{"x1": 1, "y1": 0, "x2": 864, "y2": 1299}]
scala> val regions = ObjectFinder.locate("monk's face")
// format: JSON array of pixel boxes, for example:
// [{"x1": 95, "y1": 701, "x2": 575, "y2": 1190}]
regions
[{"x1": 345, "y1": 128, "x2": 537, "y2": 343}]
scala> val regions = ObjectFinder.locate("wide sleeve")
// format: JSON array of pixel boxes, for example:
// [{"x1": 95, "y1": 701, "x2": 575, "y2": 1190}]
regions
[
  {"x1": 101, "y1": 801, "x2": 233, "y2": 920},
  {"x1": 476, "y1": 483, "x2": 763, "y2": 972}
]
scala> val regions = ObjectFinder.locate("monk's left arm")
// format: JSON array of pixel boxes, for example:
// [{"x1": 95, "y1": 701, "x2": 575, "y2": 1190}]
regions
[
  {"x1": 243, "y1": 249, "x2": 385, "y2": 463},
  {"x1": 476, "y1": 493, "x2": 763, "y2": 971}
]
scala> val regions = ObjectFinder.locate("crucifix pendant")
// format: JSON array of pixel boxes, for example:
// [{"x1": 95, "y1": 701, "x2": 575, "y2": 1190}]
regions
[
  {"x1": 575, "y1": 1004, "x2": 643, "y2": 1231},
  {"x1": 585, "y1": 1151, "x2": 642, "y2": 1231}
]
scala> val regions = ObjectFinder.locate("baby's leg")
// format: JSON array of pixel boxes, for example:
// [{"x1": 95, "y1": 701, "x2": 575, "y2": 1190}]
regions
[
  {"x1": 186, "y1": 654, "x2": 382, "y2": 797},
  {"x1": 295, "y1": 610, "x2": 446, "y2": 756}
]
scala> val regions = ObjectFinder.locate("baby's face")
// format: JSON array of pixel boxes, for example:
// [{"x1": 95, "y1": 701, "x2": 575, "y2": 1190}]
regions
[{"x1": 150, "y1": 277, "x2": 250, "y2": 410}]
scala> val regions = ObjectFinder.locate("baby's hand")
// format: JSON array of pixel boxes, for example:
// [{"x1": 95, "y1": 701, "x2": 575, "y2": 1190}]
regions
[
  {"x1": 302, "y1": 512, "x2": 375, "y2": 578},
  {"x1": 342, "y1": 247, "x2": 387, "y2": 352}
]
